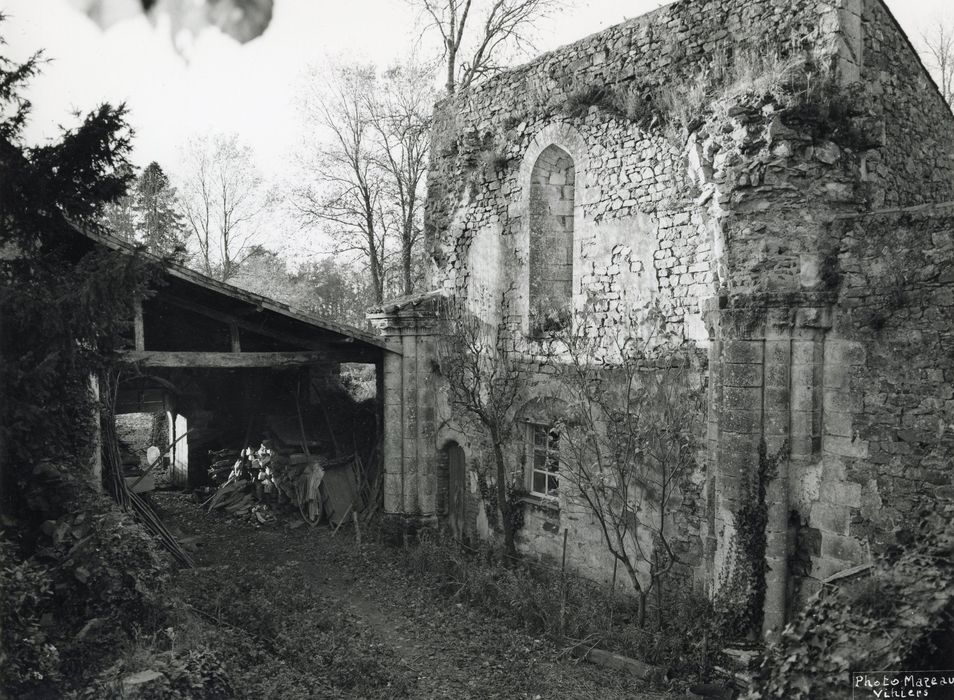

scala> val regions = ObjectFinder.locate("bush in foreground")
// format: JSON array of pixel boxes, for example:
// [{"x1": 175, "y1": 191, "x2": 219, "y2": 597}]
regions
[{"x1": 748, "y1": 500, "x2": 954, "y2": 699}]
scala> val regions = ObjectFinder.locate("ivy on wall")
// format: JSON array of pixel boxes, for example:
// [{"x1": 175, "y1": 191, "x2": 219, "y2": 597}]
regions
[
  {"x1": 747, "y1": 500, "x2": 954, "y2": 699},
  {"x1": 712, "y1": 439, "x2": 784, "y2": 641}
]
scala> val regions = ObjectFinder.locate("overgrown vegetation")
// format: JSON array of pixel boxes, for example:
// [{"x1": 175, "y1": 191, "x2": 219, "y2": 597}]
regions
[
  {"x1": 712, "y1": 439, "x2": 785, "y2": 641},
  {"x1": 0, "y1": 468, "x2": 183, "y2": 696},
  {"x1": 435, "y1": 289, "x2": 528, "y2": 555},
  {"x1": 747, "y1": 500, "x2": 954, "y2": 699},
  {"x1": 0, "y1": 20, "x2": 225, "y2": 697},
  {"x1": 168, "y1": 562, "x2": 412, "y2": 698},
  {"x1": 404, "y1": 528, "x2": 716, "y2": 684},
  {"x1": 554, "y1": 299, "x2": 705, "y2": 627},
  {"x1": 527, "y1": 42, "x2": 869, "y2": 151}
]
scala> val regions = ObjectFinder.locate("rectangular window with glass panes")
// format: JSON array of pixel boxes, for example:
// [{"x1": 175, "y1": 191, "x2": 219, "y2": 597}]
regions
[{"x1": 526, "y1": 423, "x2": 559, "y2": 499}]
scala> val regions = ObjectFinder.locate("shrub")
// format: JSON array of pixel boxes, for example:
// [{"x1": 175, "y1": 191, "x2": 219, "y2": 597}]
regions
[
  {"x1": 747, "y1": 500, "x2": 954, "y2": 699},
  {"x1": 604, "y1": 577, "x2": 716, "y2": 677},
  {"x1": 78, "y1": 647, "x2": 234, "y2": 700},
  {"x1": 404, "y1": 530, "x2": 717, "y2": 682},
  {"x1": 1, "y1": 465, "x2": 174, "y2": 697},
  {"x1": 0, "y1": 540, "x2": 62, "y2": 695}
]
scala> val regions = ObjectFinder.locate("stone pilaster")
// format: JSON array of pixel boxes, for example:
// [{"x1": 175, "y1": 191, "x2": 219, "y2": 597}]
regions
[
  {"x1": 368, "y1": 293, "x2": 443, "y2": 537},
  {"x1": 706, "y1": 293, "x2": 833, "y2": 637}
]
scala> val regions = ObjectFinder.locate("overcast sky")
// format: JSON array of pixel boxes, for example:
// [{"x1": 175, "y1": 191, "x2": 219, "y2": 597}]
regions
[
  {"x1": 5, "y1": 0, "x2": 949, "y2": 175},
  {"x1": 2, "y1": 0, "x2": 951, "y2": 256}
]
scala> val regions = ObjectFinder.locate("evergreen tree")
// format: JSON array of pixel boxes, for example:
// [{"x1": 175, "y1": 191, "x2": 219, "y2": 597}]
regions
[
  {"x1": 102, "y1": 191, "x2": 136, "y2": 242},
  {"x1": 134, "y1": 161, "x2": 187, "y2": 258},
  {"x1": 100, "y1": 161, "x2": 187, "y2": 259},
  {"x1": 0, "y1": 14, "x2": 155, "y2": 491}
]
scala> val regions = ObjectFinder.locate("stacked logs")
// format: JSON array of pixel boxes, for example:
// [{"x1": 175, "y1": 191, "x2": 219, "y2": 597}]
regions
[{"x1": 205, "y1": 441, "x2": 328, "y2": 524}]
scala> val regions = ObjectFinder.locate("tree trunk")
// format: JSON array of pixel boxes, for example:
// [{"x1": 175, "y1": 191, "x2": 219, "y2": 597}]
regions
[
  {"x1": 446, "y1": 44, "x2": 457, "y2": 95},
  {"x1": 491, "y1": 433, "x2": 515, "y2": 556},
  {"x1": 368, "y1": 238, "x2": 384, "y2": 303},
  {"x1": 620, "y1": 558, "x2": 648, "y2": 628},
  {"x1": 637, "y1": 591, "x2": 648, "y2": 628},
  {"x1": 402, "y1": 237, "x2": 413, "y2": 296}
]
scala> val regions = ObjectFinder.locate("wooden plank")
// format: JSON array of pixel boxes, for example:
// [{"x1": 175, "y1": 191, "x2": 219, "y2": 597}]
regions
[
  {"x1": 120, "y1": 351, "x2": 333, "y2": 368},
  {"x1": 573, "y1": 645, "x2": 657, "y2": 680}
]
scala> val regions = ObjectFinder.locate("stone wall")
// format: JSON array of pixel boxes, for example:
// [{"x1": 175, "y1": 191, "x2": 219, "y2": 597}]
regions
[
  {"x1": 392, "y1": 0, "x2": 954, "y2": 626},
  {"x1": 857, "y1": 0, "x2": 954, "y2": 207},
  {"x1": 432, "y1": 360, "x2": 708, "y2": 590},
  {"x1": 795, "y1": 207, "x2": 954, "y2": 588},
  {"x1": 424, "y1": 0, "x2": 863, "y2": 344}
]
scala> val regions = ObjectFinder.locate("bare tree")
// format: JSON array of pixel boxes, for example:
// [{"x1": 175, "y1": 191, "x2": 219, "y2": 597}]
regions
[
  {"x1": 370, "y1": 63, "x2": 433, "y2": 295},
  {"x1": 177, "y1": 133, "x2": 275, "y2": 281},
  {"x1": 436, "y1": 289, "x2": 528, "y2": 556},
  {"x1": 296, "y1": 61, "x2": 433, "y2": 302},
  {"x1": 922, "y1": 21, "x2": 954, "y2": 108},
  {"x1": 413, "y1": 0, "x2": 560, "y2": 94},
  {"x1": 553, "y1": 300, "x2": 703, "y2": 626},
  {"x1": 296, "y1": 64, "x2": 389, "y2": 303}
]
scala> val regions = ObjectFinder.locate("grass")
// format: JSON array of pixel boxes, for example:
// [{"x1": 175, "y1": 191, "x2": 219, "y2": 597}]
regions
[{"x1": 402, "y1": 529, "x2": 716, "y2": 686}]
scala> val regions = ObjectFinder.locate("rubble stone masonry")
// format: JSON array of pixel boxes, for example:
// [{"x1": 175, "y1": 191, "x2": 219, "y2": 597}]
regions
[{"x1": 372, "y1": 0, "x2": 954, "y2": 633}]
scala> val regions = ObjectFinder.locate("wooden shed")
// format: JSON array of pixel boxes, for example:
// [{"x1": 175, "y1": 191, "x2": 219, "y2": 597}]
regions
[{"x1": 79, "y1": 227, "x2": 397, "y2": 489}]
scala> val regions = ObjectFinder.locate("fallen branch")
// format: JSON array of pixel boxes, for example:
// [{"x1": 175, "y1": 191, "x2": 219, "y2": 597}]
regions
[{"x1": 128, "y1": 488, "x2": 195, "y2": 567}]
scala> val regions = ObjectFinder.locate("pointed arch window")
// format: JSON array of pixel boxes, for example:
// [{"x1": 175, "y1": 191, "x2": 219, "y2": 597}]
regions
[{"x1": 528, "y1": 144, "x2": 575, "y2": 336}]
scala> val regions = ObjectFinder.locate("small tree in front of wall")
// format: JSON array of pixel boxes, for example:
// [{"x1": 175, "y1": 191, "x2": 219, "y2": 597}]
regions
[
  {"x1": 435, "y1": 286, "x2": 530, "y2": 556},
  {"x1": 553, "y1": 300, "x2": 704, "y2": 627}
]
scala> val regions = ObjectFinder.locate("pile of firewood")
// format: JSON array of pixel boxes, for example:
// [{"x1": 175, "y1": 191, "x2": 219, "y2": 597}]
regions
[
  {"x1": 205, "y1": 441, "x2": 327, "y2": 523},
  {"x1": 198, "y1": 391, "x2": 385, "y2": 527}
]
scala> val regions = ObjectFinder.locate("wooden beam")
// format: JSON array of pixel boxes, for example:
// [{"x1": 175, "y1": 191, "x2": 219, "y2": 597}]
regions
[
  {"x1": 133, "y1": 296, "x2": 145, "y2": 351},
  {"x1": 229, "y1": 322, "x2": 241, "y2": 353},
  {"x1": 120, "y1": 351, "x2": 333, "y2": 368},
  {"x1": 159, "y1": 295, "x2": 328, "y2": 351}
]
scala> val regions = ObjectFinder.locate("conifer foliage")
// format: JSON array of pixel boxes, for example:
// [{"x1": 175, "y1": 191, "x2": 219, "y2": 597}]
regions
[
  {"x1": 103, "y1": 161, "x2": 188, "y2": 259},
  {"x1": 0, "y1": 15, "x2": 154, "y2": 483}
]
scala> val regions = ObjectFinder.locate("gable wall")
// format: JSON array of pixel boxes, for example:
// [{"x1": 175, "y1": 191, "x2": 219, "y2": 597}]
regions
[
  {"x1": 396, "y1": 0, "x2": 954, "y2": 620},
  {"x1": 426, "y1": 0, "x2": 852, "y2": 342}
]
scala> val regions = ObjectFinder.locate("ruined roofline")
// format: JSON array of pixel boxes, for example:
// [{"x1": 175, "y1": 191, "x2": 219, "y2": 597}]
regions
[
  {"x1": 433, "y1": 0, "x2": 676, "y2": 108},
  {"x1": 516, "y1": 0, "x2": 675, "y2": 68},
  {"x1": 367, "y1": 289, "x2": 446, "y2": 316},
  {"x1": 436, "y1": 0, "x2": 954, "y2": 137},
  {"x1": 871, "y1": 0, "x2": 954, "y2": 130}
]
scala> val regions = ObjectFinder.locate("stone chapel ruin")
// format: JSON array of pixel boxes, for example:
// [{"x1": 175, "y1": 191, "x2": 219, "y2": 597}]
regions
[{"x1": 371, "y1": 0, "x2": 954, "y2": 634}]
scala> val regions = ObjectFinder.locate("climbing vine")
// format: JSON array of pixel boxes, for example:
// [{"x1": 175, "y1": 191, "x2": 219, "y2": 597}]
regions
[
  {"x1": 477, "y1": 474, "x2": 527, "y2": 535},
  {"x1": 713, "y1": 438, "x2": 784, "y2": 640},
  {"x1": 748, "y1": 501, "x2": 954, "y2": 698}
]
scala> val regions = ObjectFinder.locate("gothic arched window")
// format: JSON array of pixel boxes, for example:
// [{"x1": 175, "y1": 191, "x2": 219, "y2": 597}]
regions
[{"x1": 528, "y1": 144, "x2": 575, "y2": 335}]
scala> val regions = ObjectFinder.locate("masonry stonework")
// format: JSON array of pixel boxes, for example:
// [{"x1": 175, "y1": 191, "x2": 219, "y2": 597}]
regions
[{"x1": 372, "y1": 0, "x2": 954, "y2": 635}]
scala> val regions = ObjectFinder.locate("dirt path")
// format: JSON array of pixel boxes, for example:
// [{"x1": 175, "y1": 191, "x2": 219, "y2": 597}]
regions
[{"x1": 154, "y1": 491, "x2": 673, "y2": 699}]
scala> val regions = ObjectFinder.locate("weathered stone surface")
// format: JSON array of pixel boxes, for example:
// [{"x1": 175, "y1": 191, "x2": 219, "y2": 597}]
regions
[{"x1": 377, "y1": 0, "x2": 954, "y2": 629}]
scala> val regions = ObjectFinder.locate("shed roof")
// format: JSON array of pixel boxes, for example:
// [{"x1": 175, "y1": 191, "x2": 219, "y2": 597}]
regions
[{"x1": 71, "y1": 222, "x2": 394, "y2": 357}]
